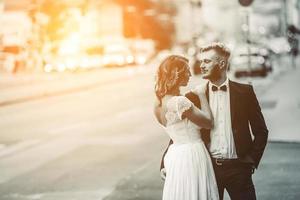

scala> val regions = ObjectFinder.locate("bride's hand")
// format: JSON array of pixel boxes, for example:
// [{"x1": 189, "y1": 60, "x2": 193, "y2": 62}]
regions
[
  {"x1": 160, "y1": 168, "x2": 166, "y2": 180},
  {"x1": 192, "y1": 84, "x2": 207, "y2": 96}
]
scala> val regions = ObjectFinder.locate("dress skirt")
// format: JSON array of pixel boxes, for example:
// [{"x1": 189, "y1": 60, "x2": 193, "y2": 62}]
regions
[{"x1": 162, "y1": 141, "x2": 219, "y2": 200}]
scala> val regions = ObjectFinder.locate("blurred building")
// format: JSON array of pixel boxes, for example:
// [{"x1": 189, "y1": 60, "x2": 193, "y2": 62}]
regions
[
  {"x1": 171, "y1": 0, "x2": 300, "y2": 51},
  {"x1": 171, "y1": 0, "x2": 242, "y2": 50},
  {"x1": 0, "y1": 0, "x2": 33, "y2": 73},
  {"x1": 118, "y1": 0, "x2": 177, "y2": 50}
]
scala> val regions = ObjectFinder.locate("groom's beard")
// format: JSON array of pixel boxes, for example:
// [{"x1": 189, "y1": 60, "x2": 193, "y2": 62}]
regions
[{"x1": 202, "y1": 64, "x2": 222, "y2": 81}]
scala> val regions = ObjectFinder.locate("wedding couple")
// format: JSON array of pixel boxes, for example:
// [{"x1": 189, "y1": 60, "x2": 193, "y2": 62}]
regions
[{"x1": 154, "y1": 43, "x2": 268, "y2": 200}]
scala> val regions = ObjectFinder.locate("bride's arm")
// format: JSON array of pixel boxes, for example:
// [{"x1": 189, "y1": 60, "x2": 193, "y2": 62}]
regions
[
  {"x1": 198, "y1": 93, "x2": 214, "y2": 127},
  {"x1": 183, "y1": 94, "x2": 213, "y2": 129},
  {"x1": 183, "y1": 84, "x2": 213, "y2": 129}
]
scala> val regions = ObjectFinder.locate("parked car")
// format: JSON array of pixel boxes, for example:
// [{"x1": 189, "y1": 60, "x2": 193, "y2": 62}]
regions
[
  {"x1": 261, "y1": 37, "x2": 291, "y2": 55},
  {"x1": 0, "y1": 52, "x2": 16, "y2": 73},
  {"x1": 231, "y1": 53, "x2": 272, "y2": 78},
  {"x1": 129, "y1": 39, "x2": 155, "y2": 65},
  {"x1": 43, "y1": 54, "x2": 102, "y2": 73},
  {"x1": 102, "y1": 44, "x2": 134, "y2": 67},
  {"x1": 0, "y1": 45, "x2": 26, "y2": 73}
]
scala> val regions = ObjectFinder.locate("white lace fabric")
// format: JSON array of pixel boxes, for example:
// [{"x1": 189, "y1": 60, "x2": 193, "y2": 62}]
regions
[
  {"x1": 165, "y1": 96, "x2": 192, "y2": 125},
  {"x1": 162, "y1": 96, "x2": 219, "y2": 200}
]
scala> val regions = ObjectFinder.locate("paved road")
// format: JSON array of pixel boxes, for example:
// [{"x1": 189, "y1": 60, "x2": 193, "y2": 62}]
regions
[
  {"x1": 0, "y1": 68, "x2": 169, "y2": 200},
  {"x1": 104, "y1": 142, "x2": 300, "y2": 200},
  {"x1": 0, "y1": 63, "x2": 299, "y2": 200}
]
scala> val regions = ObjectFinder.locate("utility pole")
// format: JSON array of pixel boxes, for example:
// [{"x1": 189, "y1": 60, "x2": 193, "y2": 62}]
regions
[
  {"x1": 282, "y1": 0, "x2": 288, "y2": 36},
  {"x1": 245, "y1": 10, "x2": 251, "y2": 80},
  {"x1": 238, "y1": 0, "x2": 254, "y2": 83}
]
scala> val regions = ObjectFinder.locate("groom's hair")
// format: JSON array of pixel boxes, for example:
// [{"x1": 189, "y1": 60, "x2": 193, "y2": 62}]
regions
[{"x1": 200, "y1": 42, "x2": 231, "y2": 60}]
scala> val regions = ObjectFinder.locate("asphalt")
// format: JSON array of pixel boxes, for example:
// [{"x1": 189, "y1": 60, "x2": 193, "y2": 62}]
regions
[
  {"x1": 103, "y1": 142, "x2": 300, "y2": 200},
  {"x1": 0, "y1": 55, "x2": 299, "y2": 200},
  {"x1": 0, "y1": 65, "x2": 154, "y2": 107},
  {"x1": 102, "y1": 56, "x2": 300, "y2": 200}
]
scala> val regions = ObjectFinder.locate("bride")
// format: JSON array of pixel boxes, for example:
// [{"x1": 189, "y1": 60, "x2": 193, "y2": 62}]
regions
[{"x1": 154, "y1": 55, "x2": 219, "y2": 200}]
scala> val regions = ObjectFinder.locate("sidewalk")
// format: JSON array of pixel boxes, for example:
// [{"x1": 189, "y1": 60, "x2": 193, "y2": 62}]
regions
[
  {"x1": 260, "y1": 65, "x2": 300, "y2": 142},
  {"x1": 103, "y1": 142, "x2": 300, "y2": 200}
]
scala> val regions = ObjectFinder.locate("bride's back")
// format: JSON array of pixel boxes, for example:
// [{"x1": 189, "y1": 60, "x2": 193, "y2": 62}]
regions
[{"x1": 156, "y1": 96, "x2": 202, "y2": 144}]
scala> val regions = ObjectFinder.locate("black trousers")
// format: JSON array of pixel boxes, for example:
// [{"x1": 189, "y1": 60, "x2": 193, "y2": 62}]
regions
[{"x1": 212, "y1": 161, "x2": 256, "y2": 200}]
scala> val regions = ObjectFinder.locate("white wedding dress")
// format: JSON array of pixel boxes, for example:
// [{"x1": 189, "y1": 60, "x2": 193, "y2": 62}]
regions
[{"x1": 162, "y1": 96, "x2": 219, "y2": 200}]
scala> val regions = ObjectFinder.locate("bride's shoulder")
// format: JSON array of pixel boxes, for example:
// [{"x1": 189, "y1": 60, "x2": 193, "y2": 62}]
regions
[
  {"x1": 160, "y1": 96, "x2": 178, "y2": 111},
  {"x1": 173, "y1": 95, "x2": 191, "y2": 104},
  {"x1": 164, "y1": 95, "x2": 185, "y2": 102},
  {"x1": 166, "y1": 96, "x2": 192, "y2": 111}
]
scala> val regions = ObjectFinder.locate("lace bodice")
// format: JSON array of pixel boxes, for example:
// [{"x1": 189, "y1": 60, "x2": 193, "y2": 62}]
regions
[{"x1": 164, "y1": 96, "x2": 202, "y2": 144}]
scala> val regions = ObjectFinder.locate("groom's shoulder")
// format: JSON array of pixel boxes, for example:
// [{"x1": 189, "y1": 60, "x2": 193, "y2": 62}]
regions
[
  {"x1": 184, "y1": 91, "x2": 200, "y2": 108},
  {"x1": 230, "y1": 80, "x2": 253, "y2": 92}
]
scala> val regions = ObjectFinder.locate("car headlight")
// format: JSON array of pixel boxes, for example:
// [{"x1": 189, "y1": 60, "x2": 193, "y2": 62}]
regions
[
  {"x1": 258, "y1": 57, "x2": 265, "y2": 64},
  {"x1": 57, "y1": 63, "x2": 66, "y2": 72},
  {"x1": 136, "y1": 56, "x2": 146, "y2": 65},
  {"x1": 44, "y1": 64, "x2": 53, "y2": 73},
  {"x1": 126, "y1": 55, "x2": 134, "y2": 63},
  {"x1": 103, "y1": 56, "x2": 110, "y2": 64},
  {"x1": 116, "y1": 56, "x2": 125, "y2": 65}
]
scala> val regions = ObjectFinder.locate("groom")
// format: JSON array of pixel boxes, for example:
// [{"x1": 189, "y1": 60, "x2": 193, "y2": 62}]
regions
[{"x1": 160, "y1": 42, "x2": 268, "y2": 200}]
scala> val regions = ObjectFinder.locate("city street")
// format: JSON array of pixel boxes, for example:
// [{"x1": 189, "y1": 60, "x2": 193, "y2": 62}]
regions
[
  {"x1": 0, "y1": 66, "x2": 168, "y2": 200},
  {"x1": 0, "y1": 59, "x2": 300, "y2": 199},
  {"x1": 1, "y1": 0, "x2": 300, "y2": 199}
]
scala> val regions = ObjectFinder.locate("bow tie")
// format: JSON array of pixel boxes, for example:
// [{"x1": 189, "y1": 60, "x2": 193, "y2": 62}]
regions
[{"x1": 212, "y1": 85, "x2": 227, "y2": 92}]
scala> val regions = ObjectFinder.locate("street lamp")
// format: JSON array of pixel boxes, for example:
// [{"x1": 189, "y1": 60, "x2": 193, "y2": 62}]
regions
[{"x1": 238, "y1": 0, "x2": 254, "y2": 7}]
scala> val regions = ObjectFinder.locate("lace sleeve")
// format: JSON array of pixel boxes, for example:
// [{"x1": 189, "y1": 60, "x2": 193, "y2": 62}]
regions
[{"x1": 176, "y1": 96, "x2": 192, "y2": 120}]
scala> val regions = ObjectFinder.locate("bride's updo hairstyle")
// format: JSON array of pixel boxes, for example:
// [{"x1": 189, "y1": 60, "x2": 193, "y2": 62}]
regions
[{"x1": 155, "y1": 55, "x2": 189, "y2": 105}]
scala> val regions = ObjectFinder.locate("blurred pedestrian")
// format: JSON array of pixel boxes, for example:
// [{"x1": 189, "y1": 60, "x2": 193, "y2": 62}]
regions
[
  {"x1": 287, "y1": 24, "x2": 300, "y2": 68},
  {"x1": 154, "y1": 55, "x2": 219, "y2": 200}
]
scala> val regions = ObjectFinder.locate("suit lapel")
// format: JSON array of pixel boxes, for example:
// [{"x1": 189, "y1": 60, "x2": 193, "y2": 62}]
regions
[
  {"x1": 229, "y1": 80, "x2": 237, "y2": 127},
  {"x1": 205, "y1": 82, "x2": 209, "y2": 102}
]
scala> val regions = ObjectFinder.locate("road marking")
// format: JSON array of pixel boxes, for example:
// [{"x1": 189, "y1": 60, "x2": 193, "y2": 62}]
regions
[
  {"x1": 0, "y1": 140, "x2": 40, "y2": 158},
  {"x1": 0, "y1": 137, "x2": 85, "y2": 184},
  {"x1": 47, "y1": 122, "x2": 91, "y2": 135},
  {"x1": 3, "y1": 189, "x2": 113, "y2": 200},
  {"x1": 0, "y1": 132, "x2": 156, "y2": 184},
  {"x1": 0, "y1": 106, "x2": 158, "y2": 184}
]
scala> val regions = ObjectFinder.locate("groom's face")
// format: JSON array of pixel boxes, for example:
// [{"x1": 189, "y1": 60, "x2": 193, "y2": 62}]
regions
[{"x1": 199, "y1": 49, "x2": 223, "y2": 81}]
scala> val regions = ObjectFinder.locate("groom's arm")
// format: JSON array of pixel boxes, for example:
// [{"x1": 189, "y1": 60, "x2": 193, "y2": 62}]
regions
[{"x1": 248, "y1": 85, "x2": 268, "y2": 168}]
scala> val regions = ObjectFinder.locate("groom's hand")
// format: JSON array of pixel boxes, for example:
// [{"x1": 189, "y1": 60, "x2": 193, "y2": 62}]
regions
[{"x1": 160, "y1": 168, "x2": 166, "y2": 180}]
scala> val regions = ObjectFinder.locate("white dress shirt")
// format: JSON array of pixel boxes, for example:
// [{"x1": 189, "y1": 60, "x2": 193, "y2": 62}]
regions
[{"x1": 208, "y1": 78, "x2": 238, "y2": 159}]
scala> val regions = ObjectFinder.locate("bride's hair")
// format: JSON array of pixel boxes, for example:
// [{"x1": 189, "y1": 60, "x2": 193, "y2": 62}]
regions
[{"x1": 155, "y1": 55, "x2": 189, "y2": 105}]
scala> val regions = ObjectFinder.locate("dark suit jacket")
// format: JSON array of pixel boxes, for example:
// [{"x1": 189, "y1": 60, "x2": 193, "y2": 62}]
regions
[{"x1": 160, "y1": 80, "x2": 268, "y2": 170}]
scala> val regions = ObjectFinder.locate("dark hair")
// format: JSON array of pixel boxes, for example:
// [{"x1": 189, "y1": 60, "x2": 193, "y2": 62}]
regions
[
  {"x1": 155, "y1": 55, "x2": 189, "y2": 105},
  {"x1": 200, "y1": 42, "x2": 231, "y2": 60}
]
